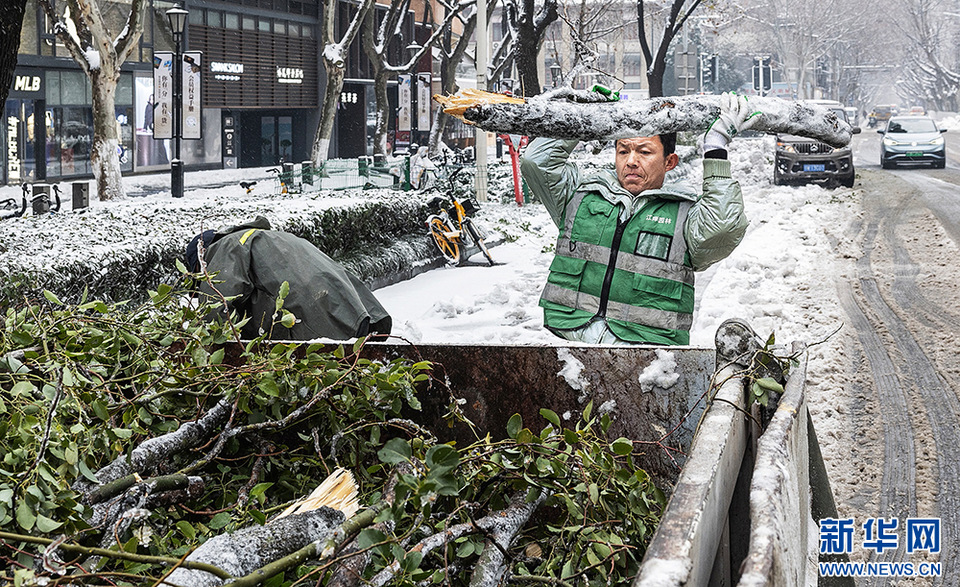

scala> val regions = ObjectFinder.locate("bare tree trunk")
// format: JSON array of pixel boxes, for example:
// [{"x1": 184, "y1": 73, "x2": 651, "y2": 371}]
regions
[
  {"x1": 313, "y1": 62, "x2": 346, "y2": 164},
  {"x1": 90, "y1": 69, "x2": 124, "y2": 201},
  {"x1": 509, "y1": 0, "x2": 558, "y2": 97},
  {"x1": 637, "y1": 0, "x2": 703, "y2": 98},
  {"x1": 372, "y1": 68, "x2": 390, "y2": 156},
  {"x1": 0, "y1": 0, "x2": 27, "y2": 105},
  {"x1": 312, "y1": 0, "x2": 374, "y2": 166}
]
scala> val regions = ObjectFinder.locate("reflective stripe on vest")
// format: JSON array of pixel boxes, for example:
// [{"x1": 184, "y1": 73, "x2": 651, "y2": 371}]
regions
[{"x1": 541, "y1": 283, "x2": 694, "y2": 331}]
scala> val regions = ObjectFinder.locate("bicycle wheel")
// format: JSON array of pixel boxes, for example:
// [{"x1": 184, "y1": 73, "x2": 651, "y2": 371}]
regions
[
  {"x1": 464, "y1": 219, "x2": 494, "y2": 266},
  {"x1": 428, "y1": 216, "x2": 460, "y2": 265}
]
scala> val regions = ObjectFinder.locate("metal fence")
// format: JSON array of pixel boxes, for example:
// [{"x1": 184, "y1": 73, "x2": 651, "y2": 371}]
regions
[{"x1": 270, "y1": 157, "x2": 415, "y2": 194}]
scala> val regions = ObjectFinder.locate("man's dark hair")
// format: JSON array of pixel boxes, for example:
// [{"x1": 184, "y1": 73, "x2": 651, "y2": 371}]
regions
[
  {"x1": 659, "y1": 133, "x2": 677, "y2": 156},
  {"x1": 615, "y1": 133, "x2": 677, "y2": 156}
]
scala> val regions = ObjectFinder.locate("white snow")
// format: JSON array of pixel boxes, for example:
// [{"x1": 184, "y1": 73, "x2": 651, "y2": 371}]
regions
[{"x1": 637, "y1": 349, "x2": 681, "y2": 392}]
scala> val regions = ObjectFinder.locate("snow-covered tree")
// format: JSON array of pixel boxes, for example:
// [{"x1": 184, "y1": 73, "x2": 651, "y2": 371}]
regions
[
  {"x1": 427, "y1": 2, "x2": 488, "y2": 155},
  {"x1": 0, "y1": 0, "x2": 28, "y2": 105},
  {"x1": 637, "y1": 0, "x2": 710, "y2": 97},
  {"x1": 37, "y1": 0, "x2": 147, "y2": 201},
  {"x1": 894, "y1": 0, "x2": 960, "y2": 111},
  {"x1": 361, "y1": 0, "x2": 467, "y2": 156},
  {"x1": 504, "y1": 0, "x2": 559, "y2": 96},
  {"x1": 312, "y1": 0, "x2": 375, "y2": 165}
]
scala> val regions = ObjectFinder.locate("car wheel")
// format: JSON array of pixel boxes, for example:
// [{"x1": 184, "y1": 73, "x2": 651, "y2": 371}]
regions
[
  {"x1": 881, "y1": 158, "x2": 892, "y2": 169},
  {"x1": 841, "y1": 174, "x2": 855, "y2": 188}
]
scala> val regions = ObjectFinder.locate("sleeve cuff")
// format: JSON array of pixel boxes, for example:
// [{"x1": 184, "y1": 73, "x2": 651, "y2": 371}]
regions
[{"x1": 702, "y1": 157, "x2": 732, "y2": 179}]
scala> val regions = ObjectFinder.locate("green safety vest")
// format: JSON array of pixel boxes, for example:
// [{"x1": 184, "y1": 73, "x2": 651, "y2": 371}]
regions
[{"x1": 539, "y1": 190, "x2": 695, "y2": 345}]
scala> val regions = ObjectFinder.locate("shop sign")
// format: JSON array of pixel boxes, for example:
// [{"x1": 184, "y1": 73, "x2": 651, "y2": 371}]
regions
[
  {"x1": 276, "y1": 67, "x2": 304, "y2": 84},
  {"x1": 153, "y1": 52, "x2": 174, "y2": 139},
  {"x1": 210, "y1": 61, "x2": 243, "y2": 81},
  {"x1": 8, "y1": 68, "x2": 44, "y2": 99},
  {"x1": 6, "y1": 116, "x2": 20, "y2": 184},
  {"x1": 183, "y1": 52, "x2": 202, "y2": 140},
  {"x1": 417, "y1": 73, "x2": 431, "y2": 131},
  {"x1": 398, "y1": 75, "x2": 412, "y2": 133},
  {"x1": 14, "y1": 76, "x2": 41, "y2": 93}
]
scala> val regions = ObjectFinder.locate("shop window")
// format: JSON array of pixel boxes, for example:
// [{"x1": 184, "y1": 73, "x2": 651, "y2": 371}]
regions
[
  {"x1": 301, "y1": 24, "x2": 313, "y2": 38},
  {"x1": 58, "y1": 107, "x2": 94, "y2": 177},
  {"x1": 61, "y1": 71, "x2": 88, "y2": 105},
  {"x1": 207, "y1": 10, "x2": 222, "y2": 28},
  {"x1": 46, "y1": 71, "x2": 61, "y2": 106},
  {"x1": 288, "y1": 23, "x2": 299, "y2": 37},
  {"x1": 117, "y1": 74, "x2": 133, "y2": 104},
  {"x1": 273, "y1": 21, "x2": 285, "y2": 35},
  {"x1": 259, "y1": 19, "x2": 271, "y2": 32},
  {"x1": 243, "y1": 16, "x2": 255, "y2": 30},
  {"x1": 225, "y1": 13, "x2": 239, "y2": 29},
  {"x1": 189, "y1": 9, "x2": 204, "y2": 25}
]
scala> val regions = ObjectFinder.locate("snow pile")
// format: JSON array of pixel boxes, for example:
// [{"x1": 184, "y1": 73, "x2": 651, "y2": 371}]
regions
[
  {"x1": 637, "y1": 349, "x2": 681, "y2": 392},
  {"x1": 937, "y1": 114, "x2": 960, "y2": 132},
  {"x1": 556, "y1": 347, "x2": 591, "y2": 403}
]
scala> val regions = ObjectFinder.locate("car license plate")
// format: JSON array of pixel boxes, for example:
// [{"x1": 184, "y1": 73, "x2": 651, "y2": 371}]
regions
[
  {"x1": 803, "y1": 164, "x2": 826, "y2": 172},
  {"x1": 906, "y1": 152, "x2": 923, "y2": 157}
]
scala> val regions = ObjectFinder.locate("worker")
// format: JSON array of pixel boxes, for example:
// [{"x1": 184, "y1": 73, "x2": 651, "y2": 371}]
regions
[
  {"x1": 520, "y1": 92, "x2": 758, "y2": 345},
  {"x1": 184, "y1": 216, "x2": 392, "y2": 341}
]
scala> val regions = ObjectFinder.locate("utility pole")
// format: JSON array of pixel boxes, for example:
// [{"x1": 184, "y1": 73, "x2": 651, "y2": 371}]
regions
[{"x1": 474, "y1": 0, "x2": 488, "y2": 201}]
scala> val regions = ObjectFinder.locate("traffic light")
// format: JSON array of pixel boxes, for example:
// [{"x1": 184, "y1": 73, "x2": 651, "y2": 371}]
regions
[
  {"x1": 700, "y1": 55, "x2": 715, "y2": 91},
  {"x1": 752, "y1": 57, "x2": 772, "y2": 92}
]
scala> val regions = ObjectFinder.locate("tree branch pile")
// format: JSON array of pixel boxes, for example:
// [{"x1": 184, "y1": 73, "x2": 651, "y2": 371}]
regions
[
  {"x1": 435, "y1": 88, "x2": 855, "y2": 148},
  {"x1": 0, "y1": 281, "x2": 668, "y2": 586}
]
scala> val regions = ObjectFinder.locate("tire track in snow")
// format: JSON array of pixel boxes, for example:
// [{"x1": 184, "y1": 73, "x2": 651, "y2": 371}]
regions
[
  {"x1": 837, "y1": 278, "x2": 916, "y2": 576},
  {"x1": 847, "y1": 171, "x2": 960, "y2": 584}
]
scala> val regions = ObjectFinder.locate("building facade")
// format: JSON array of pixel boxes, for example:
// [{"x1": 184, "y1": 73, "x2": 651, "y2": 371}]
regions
[{"x1": 3, "y1": 0, "x2": 443, "y2": 187}]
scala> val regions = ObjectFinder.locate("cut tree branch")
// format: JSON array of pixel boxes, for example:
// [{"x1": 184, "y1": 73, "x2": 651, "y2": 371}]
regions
[{"x1": 458, "y1": 91, "x2": 855, "y2": 147}]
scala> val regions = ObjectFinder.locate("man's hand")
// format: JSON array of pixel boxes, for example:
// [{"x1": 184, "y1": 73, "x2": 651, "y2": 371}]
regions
[{"x1": 703, "y1": 92, "x2": 761, "y2": 152}]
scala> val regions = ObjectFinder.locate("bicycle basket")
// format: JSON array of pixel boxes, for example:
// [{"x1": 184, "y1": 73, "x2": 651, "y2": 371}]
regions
[{"x1": 459, "y1": 197, "x2": 480, "y2": 217}]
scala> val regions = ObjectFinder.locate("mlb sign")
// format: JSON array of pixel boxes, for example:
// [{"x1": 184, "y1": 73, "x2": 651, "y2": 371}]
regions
[{"x1": 14, "y1": 76, "x2": 41, "y2": 92}]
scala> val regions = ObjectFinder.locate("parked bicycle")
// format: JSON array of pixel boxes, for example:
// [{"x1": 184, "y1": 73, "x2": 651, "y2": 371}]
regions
[{"x1": 424, "y1": 166, "x2": 494, "y2": 266}]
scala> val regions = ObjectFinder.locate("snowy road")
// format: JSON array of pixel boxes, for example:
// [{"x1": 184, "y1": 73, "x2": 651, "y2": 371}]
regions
[{"x1": 824, "y1": 129, "x2": 960, "y2": 580}]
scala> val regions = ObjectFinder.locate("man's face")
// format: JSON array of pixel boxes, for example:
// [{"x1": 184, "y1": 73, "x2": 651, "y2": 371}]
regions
[{"x1": 615, "y1": 137, "x2": 679, "y2": 195}]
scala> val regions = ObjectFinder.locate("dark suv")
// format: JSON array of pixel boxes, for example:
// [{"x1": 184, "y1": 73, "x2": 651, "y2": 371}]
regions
[{"x1": 773, "y1": 102, "x2": 861, "y2": 188}]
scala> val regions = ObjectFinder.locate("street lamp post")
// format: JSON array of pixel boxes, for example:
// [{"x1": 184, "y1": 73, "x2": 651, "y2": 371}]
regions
[
  {"x1": 166, "y1": 4, "x2": 188, "y2": 198},
  {"x1": 550, "y1": 63, "x2": 561, "y2": 88}
]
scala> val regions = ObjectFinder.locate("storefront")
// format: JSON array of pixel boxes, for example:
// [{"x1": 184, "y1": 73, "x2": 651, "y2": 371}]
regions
[
  {"x1": 4, "y1": 68, "x2": 45, "y2": 185},
  {"x1": 4, "y1": 66, "x2": 139, "y2": 186},
  {"x1": 186, "y1": 8, "x2": 321, "y2": 169}
]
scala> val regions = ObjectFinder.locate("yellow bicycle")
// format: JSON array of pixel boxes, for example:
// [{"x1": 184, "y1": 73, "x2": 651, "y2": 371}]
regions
[{"x1": 425, "y1": 194, "x2": 494, "y2": 266}]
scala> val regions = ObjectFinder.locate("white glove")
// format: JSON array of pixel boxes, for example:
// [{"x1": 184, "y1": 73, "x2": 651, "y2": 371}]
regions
[{"x1": 703, "y1": 92, "x2": 761, "y2": 152}]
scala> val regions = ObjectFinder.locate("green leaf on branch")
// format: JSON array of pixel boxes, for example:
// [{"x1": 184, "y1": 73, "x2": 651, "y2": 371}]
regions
[
  {"x1": 507, "y1": 413, "x2": 522, "y2": 439},
  {"x1": 378, "y1": 438, "x2": 412, "y2": 465}
]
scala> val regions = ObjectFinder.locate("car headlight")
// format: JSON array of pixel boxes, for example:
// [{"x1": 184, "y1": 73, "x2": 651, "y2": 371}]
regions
[
  {"x1": 927, "y1": 136, "x2": 945, "y2": 146},
  {"x1": 776, "y1": 142, "x2": 796, "y2": 153},
  {"x1": 882, "y1": 137, "x2": 898, "y2": 146}
]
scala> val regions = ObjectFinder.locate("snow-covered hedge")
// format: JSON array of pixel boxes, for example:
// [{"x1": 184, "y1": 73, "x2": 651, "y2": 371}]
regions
[{"x1": 0, "y1": 191, "x2": 434, "y2": 308}]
